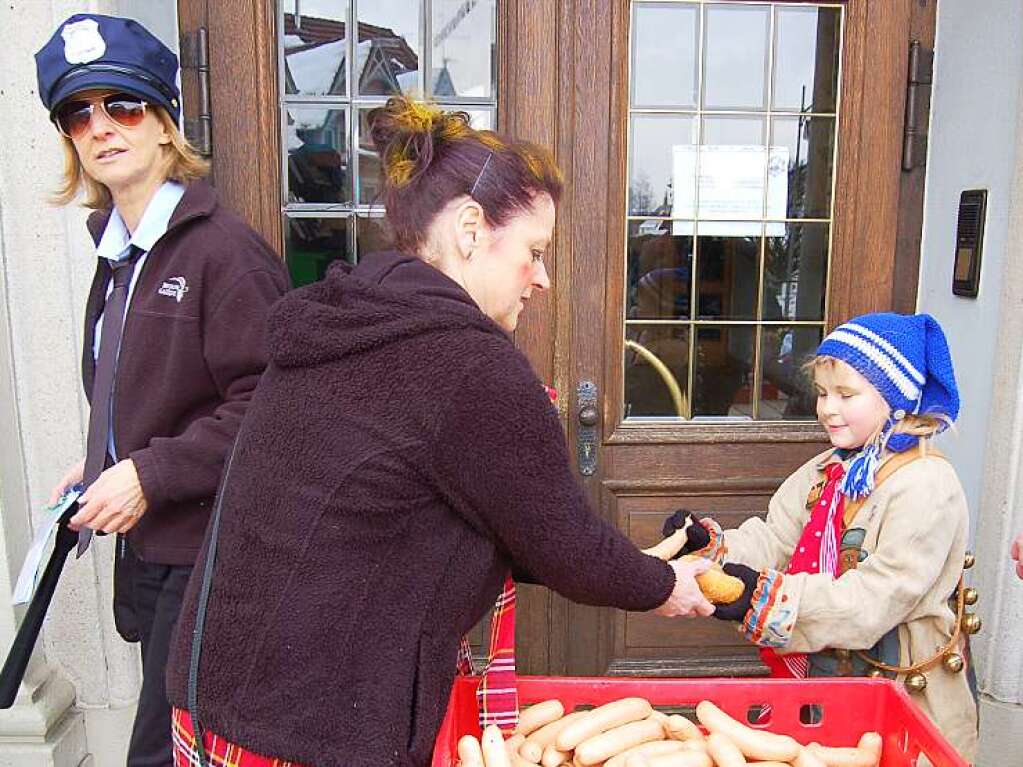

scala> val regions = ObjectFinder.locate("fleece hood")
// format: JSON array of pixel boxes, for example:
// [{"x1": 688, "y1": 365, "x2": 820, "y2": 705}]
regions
[{"x1": 267, "y1": 251, "x2": 508, "y2": 369}]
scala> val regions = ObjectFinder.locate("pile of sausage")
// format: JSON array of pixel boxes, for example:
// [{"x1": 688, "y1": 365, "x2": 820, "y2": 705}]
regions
[{"x1": 456, "y1": 697, "x2": 883, "y2": 767}]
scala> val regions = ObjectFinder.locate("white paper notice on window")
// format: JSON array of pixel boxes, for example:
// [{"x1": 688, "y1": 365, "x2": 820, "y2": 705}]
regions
[
  {"x1": 671, "y1": 144, "x2": 789, "y2": 237},
  {"x1": 12, "y1": 488, "x2": 81, "y2": 605}
]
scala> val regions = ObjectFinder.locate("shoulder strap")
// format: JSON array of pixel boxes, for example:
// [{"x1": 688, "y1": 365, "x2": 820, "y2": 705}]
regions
[
  {"x1": 842, "y1": 444, "x2": 946, "y2": 525},
  {"x1": 187, "y1": 438, "x2": 240, "y2": 767}
]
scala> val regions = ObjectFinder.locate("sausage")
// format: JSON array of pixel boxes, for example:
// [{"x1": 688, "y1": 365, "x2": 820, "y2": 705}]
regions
[
  {"x1": 857, "y1": 732, "x2": 882, "y2": 766},
  {"x1": 574, "y1": 717, "x2": 665, "y2": 765},
  {"x1": 556, "y1": 698, "x2": 654, "y2": 751},
  {"x1": 506, "y1": 733, "x2": 526, "y2": 758},
  {"x1": 706, "y1": 732, "x2": 748, "y2": 767},
  {"x1": 516, "y1": 700, "x2": 566, "y2": 737},
  {"x1": 665, "y1": 714, "x2": 704, "y2": 742},
  {"x1": 695, "y1": 701, "x2": 800, "y2": 762},
  {"x1": 482, "y1": 724, "x2": 513, "y2": 767},
  {"x1": 679, "y1": 556, "x2": 745, "y2": 604},
  {"x1": 522, "y1": 711, "x2": 590, "y2": 762},
  {"x1": 646, "y1": 752, "x2": 714, "y2": 767},
  {"x1": 805, "y1": 743, "x2": 878, "y2": 767},
  {"x1": 540, "y1": 744, "x2": 572, "y2": 767},
  {"x1": 792, "y1": 748, "x2": 828, "y2": 767},
  {"x1": 605, "y1": 739, "x2": 686, "y2": 767},
  {"x1": 746, "y1": 763, "x2": 792, "y2": 767},
  {"x1": 459, "y1": 734, "x2": 485, "y2": 767}
]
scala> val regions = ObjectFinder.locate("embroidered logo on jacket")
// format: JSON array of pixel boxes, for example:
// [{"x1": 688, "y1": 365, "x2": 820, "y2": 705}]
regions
[{"x1": 158, "y1": 277, "x2": 189, "y2": 303}]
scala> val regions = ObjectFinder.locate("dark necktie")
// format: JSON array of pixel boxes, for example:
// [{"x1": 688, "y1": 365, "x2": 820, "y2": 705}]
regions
[{"x1": 79, "y1": 245, "x2": 143, "y2": 556}]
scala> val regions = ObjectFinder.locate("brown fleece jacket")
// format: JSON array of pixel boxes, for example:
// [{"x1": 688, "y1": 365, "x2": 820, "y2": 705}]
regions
[
  {"x1": 165, "y1": 251, "x2": 675, "y2": 767},
  {"x1": 84, "y1": 180, "x2": 290, "y2": 564}
]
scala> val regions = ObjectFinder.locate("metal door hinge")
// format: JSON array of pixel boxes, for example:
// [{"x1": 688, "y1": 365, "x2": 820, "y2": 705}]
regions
[
  {"x1": 180, "y1": 27, "x2": 212, "y2": 157},
  {"x1": 902, "y1": 40, "x2": 933, "y2": 172}
]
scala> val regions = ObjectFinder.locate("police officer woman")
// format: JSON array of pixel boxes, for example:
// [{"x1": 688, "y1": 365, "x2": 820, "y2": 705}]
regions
[{"x1": 34, "y1": 14, "x2": 289, "y2": 766}]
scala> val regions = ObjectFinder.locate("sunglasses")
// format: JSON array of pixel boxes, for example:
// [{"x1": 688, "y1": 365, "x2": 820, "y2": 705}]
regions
[{"x1": 54, "y1": 93, "x2": 149, "y2": 138}]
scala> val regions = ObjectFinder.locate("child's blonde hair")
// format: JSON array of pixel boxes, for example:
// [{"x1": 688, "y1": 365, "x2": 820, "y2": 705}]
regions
[
  {"x1": 52, "y1": 107, "x2": 208, "y2": 209},
  {"x1": 807, "y1": 355, "x2": 953, "y2": 449}
]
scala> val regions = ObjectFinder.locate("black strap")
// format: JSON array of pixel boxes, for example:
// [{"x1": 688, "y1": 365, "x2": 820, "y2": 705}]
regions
[{"x1": 186, "y1": 438, "x2": 240, "y2": 767}]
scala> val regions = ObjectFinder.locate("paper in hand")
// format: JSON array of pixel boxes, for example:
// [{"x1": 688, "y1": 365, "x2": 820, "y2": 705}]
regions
[{"x1": 12, "y1": 486, "x2": 82, "y2": 605}]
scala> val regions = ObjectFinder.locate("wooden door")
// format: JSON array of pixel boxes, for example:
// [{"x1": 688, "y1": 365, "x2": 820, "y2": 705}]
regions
[{"x1": 176, "y1": 0, "x2": 934, "y2": 677}]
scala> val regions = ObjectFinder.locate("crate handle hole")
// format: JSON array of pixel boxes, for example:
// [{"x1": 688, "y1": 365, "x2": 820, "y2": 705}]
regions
[
  {"x1": 746, "y1": 704, "x2": 772, "y2": 726},
  {"x1": 799, "y1": 703, "x2": 824, "y2": 726}
]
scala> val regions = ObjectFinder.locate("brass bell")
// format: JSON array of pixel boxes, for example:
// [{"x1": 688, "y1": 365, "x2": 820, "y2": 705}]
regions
[
  {"x1": 866, "y1": 668, "x2": 884, "y2": 679},
  {"x1": 961, "y1": 613, "x2": 983, "y2": 634},
  {"x1": 904, "y1": 672, "x2": 928, "y2": 693},
  {"x1": 943, "y1": 653, "x2": 965, "y2": 673},
  {"x1": 963, "y1": 587, "x2": 979, "y2": 606},
  {"x1": 964, "y1": 552, "x2": 976, "y2": 569}
]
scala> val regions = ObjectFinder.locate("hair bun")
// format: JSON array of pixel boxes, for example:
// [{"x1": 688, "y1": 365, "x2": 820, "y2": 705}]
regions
[{"x1": 368, "y1": 96, "x2": 472, "y2": 188}]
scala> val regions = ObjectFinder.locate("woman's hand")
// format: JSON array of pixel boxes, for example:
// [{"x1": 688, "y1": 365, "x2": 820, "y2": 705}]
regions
[
  {"x1": 1012, "y1": 531, "x2": 1023, "y2": 580},
  {"x1": 48, "y1": 457, "x2": 85, "y2": 506},
  {"x1": 69, "y1": 459, "x2": 148, "y2": 534},
  {"x1": 654, "y1": 556, "x2": 715, "y2": 617}
]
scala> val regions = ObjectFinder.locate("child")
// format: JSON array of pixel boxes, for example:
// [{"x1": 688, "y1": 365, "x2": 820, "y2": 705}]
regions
[{"x1": 665, "y1": 313, "x2": 978, "y2": 761}]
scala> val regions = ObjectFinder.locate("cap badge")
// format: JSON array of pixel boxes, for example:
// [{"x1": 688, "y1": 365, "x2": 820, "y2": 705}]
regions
[{"x1": 61, "y1": 19, "x2": 106, "y2": 64}]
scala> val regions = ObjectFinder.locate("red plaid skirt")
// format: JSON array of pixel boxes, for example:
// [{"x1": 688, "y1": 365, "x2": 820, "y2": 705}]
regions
[{"x1": 172, "y1": 707, "x2": 308, "y2": 767}]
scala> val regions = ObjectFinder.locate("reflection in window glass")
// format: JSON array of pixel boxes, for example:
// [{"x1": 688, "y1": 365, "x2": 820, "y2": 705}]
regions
[
  {"x1": 704, "y1": 4, "x2": 769, "y2": 111},
  {"x1": 358, "y1": 0, "x2": 422, "y2": 95},
  {"x1": 759, "y1": 326, "x2": 822, "y2": 419},
  {"x1": 285, "y1": 216, "x2": 351, "y2": 287},
  {"x1": 286, "y1": 107, "x2": 349, "y2": 204},
  {"x1": 282, "y1": 1, "x2": 349, "y2": 96},
  {"x1": 693, "y1": 325, "x2": 755, "y2": 418},
  {"x1": 625, "y1": 325, "x2": 691, "y2": 419},
  {"x1": 697, "y1": 228, "x2": 760, "y2": 320},
  {"x1": 769, "y1": 116, "x2": 835, "y2": 218},
  {"x1": 773, "y1": 6, "x2": 841, "y2": 113},
  {"x1": 630, "y1": 115, "x2": 695, "y2": 217},
  {"x1": 631, "y1": 2, "x2": 699, "y2": 108},
  {"x1": 627, "y1": 221, "x2": 693, "y2": 320},
  {"x1": 763, "y1": 223, "x2": 829, "y2": 322},
  {"x1": 623, "y1": 2, "x2": 842, "y2": 422},
  {"x1": 432, "y1": 0, "x2": 496, "y2": 98}
]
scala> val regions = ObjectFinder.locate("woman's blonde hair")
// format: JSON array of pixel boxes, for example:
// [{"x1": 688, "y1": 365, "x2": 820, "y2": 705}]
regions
[
  {"x1": 807, "y1": 355, "x2": 953, "y2": 447},
  {"x1": 53, "y1": 106, "x2": 209, "y2": 209}
]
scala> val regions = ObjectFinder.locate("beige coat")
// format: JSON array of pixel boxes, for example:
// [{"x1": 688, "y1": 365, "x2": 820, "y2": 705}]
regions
[{"x1": 721, "y1": 447, "x2": 978, "y2": 761}]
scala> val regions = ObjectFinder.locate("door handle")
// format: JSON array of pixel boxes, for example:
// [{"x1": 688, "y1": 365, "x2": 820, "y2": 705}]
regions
[{"x1": 576, "y1": 381, "x2": 598, "y2": 476}]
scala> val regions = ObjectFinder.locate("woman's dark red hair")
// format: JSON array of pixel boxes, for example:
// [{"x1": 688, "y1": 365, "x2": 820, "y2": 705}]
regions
[{"x1": 368, "y1": 96, "x2": 563, "y2": 253}]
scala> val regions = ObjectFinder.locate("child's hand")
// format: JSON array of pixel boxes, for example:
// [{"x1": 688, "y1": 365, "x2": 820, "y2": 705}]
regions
[
  {"x1": 661, "y1": 509, "x2": 712, "y2": 556},
  {"x1": 1012, "y1": 531, "x2": 1023, "y2": 580},
  {"x1": 711, "y1": 562, "x2": 761, "y2": 622}
]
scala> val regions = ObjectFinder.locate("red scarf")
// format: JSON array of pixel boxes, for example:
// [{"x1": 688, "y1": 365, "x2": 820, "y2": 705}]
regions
[{"x1": 760, "y1": 462, "x2": 846, "y2": 678}]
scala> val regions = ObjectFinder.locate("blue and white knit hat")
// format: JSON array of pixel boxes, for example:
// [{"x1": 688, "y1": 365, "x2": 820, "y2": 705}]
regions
[{"x1": 815, "y1": 312, "x2": 959, "y2": 498}]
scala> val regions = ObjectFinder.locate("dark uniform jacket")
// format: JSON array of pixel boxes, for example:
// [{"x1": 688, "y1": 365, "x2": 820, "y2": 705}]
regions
[
  {"x1": 84, "y1": 180, "x2": 290, "y2": 565},
  {"x1": 165, "y1": 251, "x2": 676, "y2": 767}
]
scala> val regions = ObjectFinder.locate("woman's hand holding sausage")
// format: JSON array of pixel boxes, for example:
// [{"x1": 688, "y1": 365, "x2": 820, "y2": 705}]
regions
[{"x1": 654, "y1": 556, "x2": 715, "y2": 617}]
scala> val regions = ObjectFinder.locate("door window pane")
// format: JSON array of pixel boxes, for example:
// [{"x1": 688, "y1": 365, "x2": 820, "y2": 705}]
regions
[
  {"x1": 628, "y1": 221, "x2": 693, "y2": 320},
  {"x1": 760, "y1": 325, "x2": 822, "y2": 420},
  {"x1": 286, "y1": 107, "x2": 350, "y2": 204},
  {"x1": 625, "y1": 325, "x2": 691, "y2": 419},
  {"x1": 631, "y1": 2, "x2": 699, "y2": 108},
  {"x1": 285, "y1": 216, "x2": 351, "y2": 287},
  {"x1": 763, "y1": 222, "x2": 829, "y2": 321},
  {"x1": 769, "y1": 116, "x2": 835, "y2": 218},
  {"x1": 697, "y1": 227, "x2": 760, "y2": 320},
  {"x1": 693, "y1": 325, "x2": 755, "y2": 418},
  {"x1": 357, "y1": 0, "x2": 422, "y2": 96},
  {"x1": 630, "y1": 115, "x2": 695, "y2": 217},
  {"x1": 773, "y1": 7, "x2": 841, "y2": 113},
  {"x1": 704, "y1": 4, "x2": 769, "y2": 111},
  {"x1": 282, "y1": 0, "x2": 349, "y2": 96},
  {"x1": 432, "y1": 0, "x2": 496, "y2": 98}
]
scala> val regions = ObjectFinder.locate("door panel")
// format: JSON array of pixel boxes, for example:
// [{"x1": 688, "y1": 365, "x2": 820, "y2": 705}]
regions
[{"x1": 177, "y1": 0, "x2": 931, "y2": 678}]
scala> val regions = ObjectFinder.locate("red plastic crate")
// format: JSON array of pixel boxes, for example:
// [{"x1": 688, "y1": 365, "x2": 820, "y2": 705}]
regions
[{"x1": 432, "y1": 676, "x2": 967, "y2": 767}]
